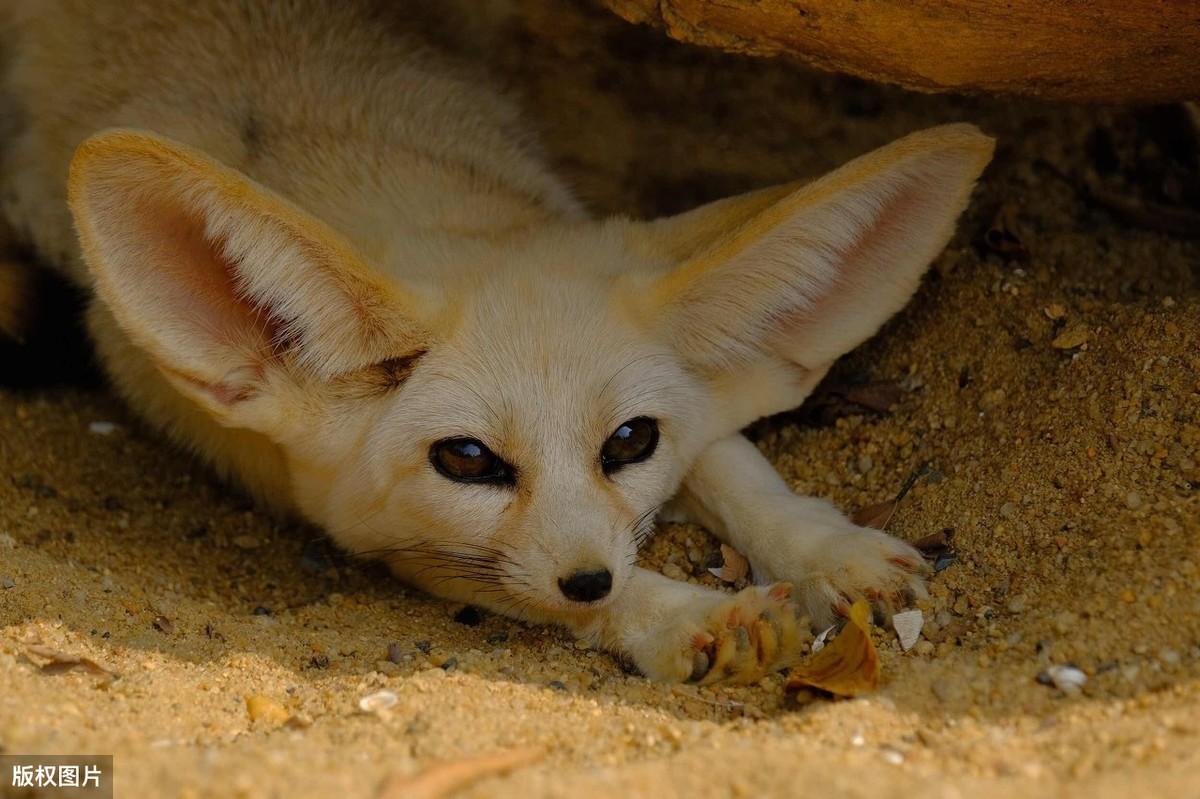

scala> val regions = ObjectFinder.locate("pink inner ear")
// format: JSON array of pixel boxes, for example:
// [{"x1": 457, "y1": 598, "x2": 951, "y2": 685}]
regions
[
  {"x1": 105, "y1": 190, "x2": 279, "y2": 395},
  {"x1": 807, "y1": 177, "x2": 926, "y2": 311},
  {"x1": 769, "y1": 166, "x2": 948, "y2": 367}
]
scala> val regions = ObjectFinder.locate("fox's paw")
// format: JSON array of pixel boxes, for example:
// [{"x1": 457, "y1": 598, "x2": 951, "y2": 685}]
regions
[
  {"x1": 634, "y1": 583, "x2": 803, "y2": 684},
  {"x1": 784, "y1": 525, "x2": 930, "y2": 631}
]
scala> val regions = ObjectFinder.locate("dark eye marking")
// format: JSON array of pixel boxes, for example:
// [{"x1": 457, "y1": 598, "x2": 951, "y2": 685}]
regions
[
  {"x1": 430, "y1": 437, "x2": 515, "y2": 486},
  {"x1": 373, "y1": 351, "x2": 427, "y2": 388},
  {"x1": 600, "y1": 417, "x2": 659, "y2": 475},
  {"x1": 331, "y1": 349, "x2": 427, "y2": 398}
]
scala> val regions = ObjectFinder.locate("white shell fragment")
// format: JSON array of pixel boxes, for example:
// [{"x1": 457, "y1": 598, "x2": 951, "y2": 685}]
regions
[
  {"x1": 88, "y1": 421, "x2": 117, "y2": 435},
  {"x1": 1041, "y1": 665, "x2": 1088, "y2": 695},
  {"x1": 811, "y1": 625, "x2": 837, "y2": 654},
  {"x1": 892, "y1": 609, "x2": 924, "y2": 652},
  {"x1": 358, "y1": 689, "x2": 398, "y2": 713}
]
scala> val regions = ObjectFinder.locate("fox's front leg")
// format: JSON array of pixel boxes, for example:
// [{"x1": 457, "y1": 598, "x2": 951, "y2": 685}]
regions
[
  {"x1": 571, "y1": 567, "x2": 804, "y2": 684},
  {"x1": 665, "y1": 434, "x2": 929, "y2": 629}
]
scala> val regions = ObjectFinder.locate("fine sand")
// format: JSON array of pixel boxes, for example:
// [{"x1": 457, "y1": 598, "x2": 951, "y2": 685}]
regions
[{"x1": 1, "y1": 2, "x2": 1198, "y2": 797}]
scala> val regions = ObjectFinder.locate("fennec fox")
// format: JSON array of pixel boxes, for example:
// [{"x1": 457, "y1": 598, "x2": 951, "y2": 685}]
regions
[{"x1": 1, "y1": 1, "x2": 992, "y2": 683}]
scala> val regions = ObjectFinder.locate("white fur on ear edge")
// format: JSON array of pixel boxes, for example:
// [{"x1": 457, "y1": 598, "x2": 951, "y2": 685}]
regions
[
  {"x1": 634, "y1": 124, "x2": 995, "y2": 371},
  {"x1": 68, "y1": 129, "x2": 431, "y2": 411}
]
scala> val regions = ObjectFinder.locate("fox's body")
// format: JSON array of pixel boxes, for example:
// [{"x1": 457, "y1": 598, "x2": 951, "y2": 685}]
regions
[
  {"x1": 1, "y1": 0, "x2": 578, "y2": 504},
  {"x1": 1, "y1": 0, "x2": 992, "y2": 682}
]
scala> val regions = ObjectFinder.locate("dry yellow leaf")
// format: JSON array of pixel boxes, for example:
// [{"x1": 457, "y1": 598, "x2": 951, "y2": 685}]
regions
[
  {"x1": 708, "y1": 544, "x2": 749, "y2": 583},
  {"x1": 851, "y1": 499, "x2": 896, "y2": 530},
  {"x1": 785, "y1": 600, "x2": 880, "y2": 696}
]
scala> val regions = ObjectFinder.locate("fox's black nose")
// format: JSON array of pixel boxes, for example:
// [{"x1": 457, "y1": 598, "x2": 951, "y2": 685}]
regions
[{"x1": 558, "y1": 569, "x2": 613, "y2": 603}]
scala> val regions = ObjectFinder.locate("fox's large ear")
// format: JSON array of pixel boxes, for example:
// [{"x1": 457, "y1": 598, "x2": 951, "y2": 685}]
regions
[
  {"x1": 69, "y1": 130, "x2": 432, "y2": 423},
  {"x1": 626, "y1": 124, "x2": 993, "y2": 372}
]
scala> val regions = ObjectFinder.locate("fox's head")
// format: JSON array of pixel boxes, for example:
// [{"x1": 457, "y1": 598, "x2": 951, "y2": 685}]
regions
[{"x1": 68, "y1": 125, "x2": 992, "y2": 620}]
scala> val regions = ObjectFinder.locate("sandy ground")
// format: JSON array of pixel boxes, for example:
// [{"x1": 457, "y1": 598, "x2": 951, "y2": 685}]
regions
[{"x1": 2, "y1": 2, "x2": 1199, "y2": 797}]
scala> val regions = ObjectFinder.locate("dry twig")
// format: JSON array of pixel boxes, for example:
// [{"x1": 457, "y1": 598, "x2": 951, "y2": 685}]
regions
[{"x1": 377, "y1": 747, "x2": 544, "y2": 799}]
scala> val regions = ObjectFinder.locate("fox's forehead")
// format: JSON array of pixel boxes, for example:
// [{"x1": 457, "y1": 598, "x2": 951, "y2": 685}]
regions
[{"x1": 399, "y1": 267, "x2": 697, "y2": 459}]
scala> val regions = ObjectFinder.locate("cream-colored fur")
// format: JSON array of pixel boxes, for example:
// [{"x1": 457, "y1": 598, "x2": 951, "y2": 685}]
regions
[{"x1": 1, "y1": 0, "x2": 993, "y2": 683}]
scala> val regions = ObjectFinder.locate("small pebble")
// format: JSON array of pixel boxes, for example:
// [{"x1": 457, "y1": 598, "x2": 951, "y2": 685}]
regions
[
  {"x1": 548, "y1": 680, "x2": 567, "y2": 691},
  {"x1": 979, "y1": 389, "x2": 1006, "y2": 410},
  {"x1": 358, "y1": 690, "x2": 398, "y2": 713},
  {"x1": 1053, "y1": 611, "x2": 1077, "y2": 634},
  {"x1": 245, "y1": 695, "x2": 289, "y2": 725},
  {"x1": 662, "y1": 562, "x2": 687, "y2": 581},
  {"x1": 386, "y1": 642, "x2": 404, "y2": 664},
  {"x1": 1124, "y1": 492, "x2": 1142, "y2": 510},
  {"x1": 88, "y1": 421, "x2": 117, "y2": 436},
  {"x1": 233, "y1": 535, "x2": 260, "y2": 550},
  {"x1": 414, "y1": 640, "x2": 432, "y2": 654},
  {"x1": 1, "y1": 577, "x2": 14, "y2": 590},
  {"x1": 252, "y1": 605, "x2": 271, "y2": 616},
  {"x1": 485, "y1": 631, "x2": 509, "y2": 645},
  {"x1": 1037, "y1": 664, "x2": 1087, "y2": 695},
  {"x1": 931, "y1": 680, "x2": 960, "y2": 703},
  {"x1": 1158, "y1": 648, "x2": 1181, "y2": 667},
  {"x1": 439, "y1": 657, "x2": 458, "y2": 672}
]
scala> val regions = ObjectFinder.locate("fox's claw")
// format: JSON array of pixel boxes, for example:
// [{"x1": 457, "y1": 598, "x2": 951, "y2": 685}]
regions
[
  {"x1": 638, "y1": 582, "x2": 804, "y2": 684},
  {"x1": 784, "y1": 526, "x2": 930, "y2": 630},
  {"x1": 689, "y1": 583, "x2": 804, "y2": 685}
]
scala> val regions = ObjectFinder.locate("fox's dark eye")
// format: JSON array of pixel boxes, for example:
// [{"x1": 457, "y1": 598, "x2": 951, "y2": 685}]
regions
[
  {"x1": 601, "y1": 417, "x2": 659, "y2": 474},
  {"x1": 430, "y1": 438, "x2": 513, "y2": 485}
]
